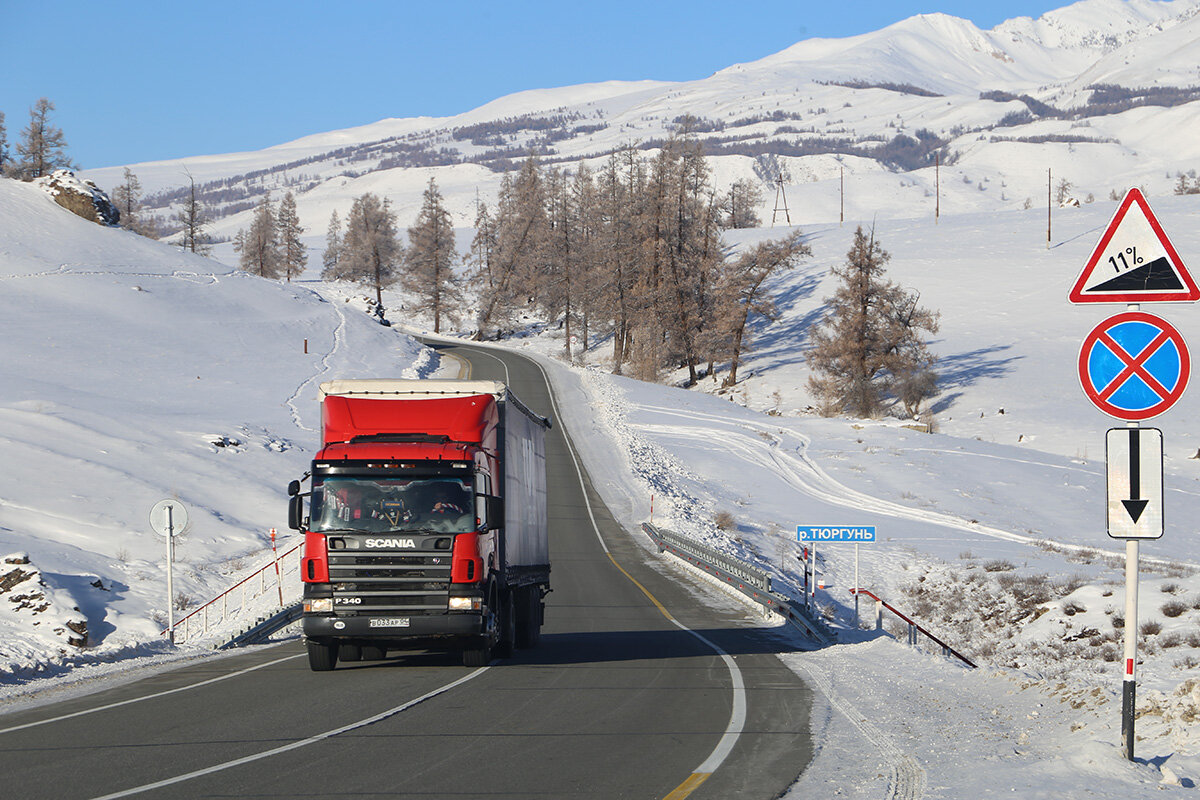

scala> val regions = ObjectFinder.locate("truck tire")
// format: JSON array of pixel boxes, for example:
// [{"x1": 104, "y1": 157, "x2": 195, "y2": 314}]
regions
[
  {"x1": 361, "y1": 646, "x2": 387, "y2": 661},
  {"x1": 340, "y1": 644, "x2": 363, "y2": 662},
  {"x1": 307, "y1": 639, "x2": 339, "y2": 671},
  {"x1": 494, "y1": 589, "x2": 516, "y2": 659},
  {"x1": 462, "y1": 642, "x2": 491, "y2": 667},
  {"x1": 515, "y1": 586, "x2": 542, "y2": 649}
]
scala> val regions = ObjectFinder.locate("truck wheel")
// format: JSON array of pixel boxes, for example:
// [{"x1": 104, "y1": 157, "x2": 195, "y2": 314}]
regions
[
  {"x1": 307, "y1": 639, "x2": 339, "y2": 671},
  {"x1": 462, "y1": 644, "x2": 491, "y2": 667},
  {"x1": 516, "y1": 587, "x2": 542, "y2": 649},
  {"x1": 340, "y1": 644, "x2": 362, "y2": 662},
  {"x1": 495, "y1": 590, "x2": 516, "y2": 658},
  {"x1": 361, "y1": 646, "x2": 386, "y2": 661}
]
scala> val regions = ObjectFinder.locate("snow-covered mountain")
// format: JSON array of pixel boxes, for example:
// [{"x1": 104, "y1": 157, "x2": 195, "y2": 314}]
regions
[{"x1": 82, "y1": 0, "x2": 1200, "y2": 242}]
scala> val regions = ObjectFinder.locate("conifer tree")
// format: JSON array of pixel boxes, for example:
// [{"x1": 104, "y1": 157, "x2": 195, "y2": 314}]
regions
[
  {"x1": 175, "y1": 172, "x2": 212, "y2": 255},
  {"x1": 807, "y1": 226, "x2": 939, "y2": 417},
  {"x1": 276, "y1": 191, "x2": 307, "y2": 282},
  {"x1": 467, "y1": 196, "x2": 496, "y2": 289},
  {"x1": 15, "y1": 98, "x2": 74, "y2": 179},
  {"x1": 341, "y1": 192, "x2": 400, "y2": 310},
  {"x1": 403, "y1": 177, "x2": 460, "y2": 333},
  {"x1": 0, "y1": 111, "x2": 9, "y2": 176},
  {"x1": 711, "y1": 230, "x2": 810, "y2": 385},
  {"x1": 723, "y1": 178, "x2": 763, "y2": 229},
  {"x1": 235, "y1": 193, "x2": 281, "y2": 278},
  {"x1": 111, "y1": 168, "x2": 157, "y2": 237},
  {"x1": 322, "y1": 210, "x2": 345, "y2": 280}
]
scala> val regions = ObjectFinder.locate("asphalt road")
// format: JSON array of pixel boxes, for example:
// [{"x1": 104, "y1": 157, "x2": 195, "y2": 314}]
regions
[{"x1": 0, "y1": 343, "x2": 814, "y2": 800}]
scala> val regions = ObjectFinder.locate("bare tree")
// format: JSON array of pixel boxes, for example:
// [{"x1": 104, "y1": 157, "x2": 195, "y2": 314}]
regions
[
  {"x1": 110, "y1": 168, "x2": 158, "y2": 237},
  {"x1": 722, "y1": 178, "x2": 763, "y2": 229},
  {"x1": 403, "y1": 177, "x2": 460, "y2": 333},
  {"x1": 276, "y1": 191, "x2": 307, "y2": 282},
  {"x1": 807, "y1": 226, "x2": 939, "y2": 417},
  {"x1": 14, "y1": 97, "x2": 74, "y2": 179},
  {"x1": 341, "y1": 192, "x2": 400, "y2": 311},
  {"x1": 0, "y1": 111, "x2": 9, "y2": 176},
  {"x1": 713, "y1": 230, "x2": 811, "y2": 386},
  {"x1": 322, "y1": 210, "x2": 345, "y2": 280},
  {"x1": 174, "y1": 171, "x2": 212, "y2": 255},
  {"x1": 235, "y1": 193, "x2": 281, "y2": 278}
]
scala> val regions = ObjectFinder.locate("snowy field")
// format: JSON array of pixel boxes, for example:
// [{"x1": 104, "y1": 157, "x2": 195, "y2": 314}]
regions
[{"x1": 4, "y1": 172, "x2": 1200, "y2": 795}]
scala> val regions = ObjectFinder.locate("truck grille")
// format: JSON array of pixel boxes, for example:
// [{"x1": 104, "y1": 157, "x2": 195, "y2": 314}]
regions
[{"x1": 327, "y1": 537, "x2": 452, "y2": 616}]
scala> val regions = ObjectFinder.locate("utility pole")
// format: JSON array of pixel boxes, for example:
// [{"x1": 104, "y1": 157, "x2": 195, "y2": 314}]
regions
[
  {"x1": 1047, "y1": 167, "x2": 1053, "y2": 248},
  {"x1": 771, "y1": 175, "x2": 791, "y2": 226}
]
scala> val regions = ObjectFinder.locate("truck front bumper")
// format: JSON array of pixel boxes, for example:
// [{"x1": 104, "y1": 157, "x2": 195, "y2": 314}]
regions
[{"x1": 303, "y1": 613, "x2": 482, "y2": 641}]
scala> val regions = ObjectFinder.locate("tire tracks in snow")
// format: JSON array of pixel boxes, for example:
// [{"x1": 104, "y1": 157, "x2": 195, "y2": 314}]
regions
[{"x1": 285, "y1": 298, "x2": 347, "y2": 434}]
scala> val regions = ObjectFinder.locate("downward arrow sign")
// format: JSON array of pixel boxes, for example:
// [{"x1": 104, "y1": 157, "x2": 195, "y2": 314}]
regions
[{"x1": 1122, "y1": 428, "x2": 1149, "y2": 523}]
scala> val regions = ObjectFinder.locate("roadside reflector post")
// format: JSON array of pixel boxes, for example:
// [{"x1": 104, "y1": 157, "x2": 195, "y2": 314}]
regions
[{"x1": 1122, "y1": 537, "x2": 1139, "y2": 761}]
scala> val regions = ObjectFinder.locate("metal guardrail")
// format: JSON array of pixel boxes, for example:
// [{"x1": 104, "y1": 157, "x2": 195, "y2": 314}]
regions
[
  {"x1": 642, "y1": 523, "x2": 836, "y2": 646},
  {"x1": 219, "y1": 602, "x2": 304, "y2": 649},
  {"x1": 852, "y1": 588, "x2": 977, "y2": 669},
  {"x1": 166, "y1": 541, "x2": 302, "y2": 645}
]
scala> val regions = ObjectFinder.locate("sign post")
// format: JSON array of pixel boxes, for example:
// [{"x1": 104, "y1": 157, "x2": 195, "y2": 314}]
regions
[
  {"x1": 149, "y1": 499, "x2": 189, "y2": 644},
  {"x1": 1070, "y1": 188, "x2": 1195, "y2": 762},
  {"x1": 797, "y1": 526, "x2": 876, "y2": 628}
]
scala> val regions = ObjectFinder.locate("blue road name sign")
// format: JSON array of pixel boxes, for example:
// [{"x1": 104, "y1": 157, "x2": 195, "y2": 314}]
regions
[{"x1": 797, "y1": 526, "x2": 877, "y2": 543}]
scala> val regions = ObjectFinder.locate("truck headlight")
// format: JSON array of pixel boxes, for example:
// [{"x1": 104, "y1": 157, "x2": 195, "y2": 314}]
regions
[
  {"x1": 448, "y1": 596, "x2": 481, "y2": 611},
  {"x1": 305, "y1": 598, "x2": 333, "y2": 613}
]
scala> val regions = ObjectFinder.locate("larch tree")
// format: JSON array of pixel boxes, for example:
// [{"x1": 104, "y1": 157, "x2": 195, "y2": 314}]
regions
[
  {"x1": 403, "y1": 177, "x2": 461, "y2": 333},
  {"x1": 711, "y1": 230, "x2": 810, "y2": 386},
  {"x1": 466, "y1": 195, "x2": 496, "y2": 290},
  {"x1": 175, "y1": 172, "x2": 212, "y2": 255},
  {"x1": 276, "y1": 191, "x2": 307, "y2": 282},
  {"x1": 341, "y1": 192, "x2": 401, "y2": 312},
  {"x1": 806, "y1": 226, "x2": 940, "y2": 418},
  {"x1": 322, "y1": 210, "x2": 345, "y2": 280},
  {"x1": 0, "y1": 111, "x2": 9, "y2": 176},
  {"x1": 111, "y1": 168, "x2": 156, "y2": 237},
  {"x1": 723, "y1": 178, "x2": 763, "y2": 229},
  {"x1": 15, "y1": 97, "x2": 74, "y2": 179},
  {"x1": 235, "y1": 193, "x2": 282, "y2": 278}
]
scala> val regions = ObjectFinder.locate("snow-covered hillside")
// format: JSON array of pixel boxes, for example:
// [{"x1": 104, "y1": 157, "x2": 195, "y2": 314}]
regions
[
  {"x1": 0, "y1": 179, "x2": 435, "y2": 674},
  {"x1": 81, "y1": 0, "x2": 1200, "y2": 246}
]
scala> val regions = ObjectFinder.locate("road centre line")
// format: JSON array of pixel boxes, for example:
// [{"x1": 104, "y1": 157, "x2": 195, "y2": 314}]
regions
[{"x1": 531, "y1": 356, "x2": 748, "y2": 800}]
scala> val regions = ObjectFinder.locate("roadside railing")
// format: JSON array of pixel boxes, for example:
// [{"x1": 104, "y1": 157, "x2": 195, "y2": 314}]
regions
[
  {"x1": 642, "y1": 523, "x2": 835, "y2": 645},
  {"x1": 851, "y1": 588, "x2": 977, "y2": 668},
  {"x1": 166, "y1": 541, "x2": 303, "y2": 645}
]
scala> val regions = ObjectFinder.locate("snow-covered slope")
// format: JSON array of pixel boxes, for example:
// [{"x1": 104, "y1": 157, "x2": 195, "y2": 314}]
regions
[
  {"x1": 0, "y1": 179, "x2": 435, "y2": 673},
  {"x1": 79, "y1": 0, "x2": 1200, "y2": 248}
]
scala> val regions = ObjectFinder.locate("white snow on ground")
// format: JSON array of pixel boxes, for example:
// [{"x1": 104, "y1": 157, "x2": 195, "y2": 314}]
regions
[{"x1": 10, "y1": 70, "x2": 1200, "y2": 800}]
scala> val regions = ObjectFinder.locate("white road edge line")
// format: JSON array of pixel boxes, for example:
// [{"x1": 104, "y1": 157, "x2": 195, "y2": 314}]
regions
[
  {"x1": 87, "y1": 666, "x2": 490, "y2": 800},
  {"x1": 530, "y1": 356, "x2": 748, "y2": 778},
  {"x1": 0, "y1": 650, "x2": 304, "y2": 736}
]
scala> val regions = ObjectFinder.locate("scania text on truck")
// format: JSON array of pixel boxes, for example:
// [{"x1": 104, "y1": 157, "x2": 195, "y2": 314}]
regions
[{"x1": 288, "y1": 379, "x2": 551, "y2": 671}]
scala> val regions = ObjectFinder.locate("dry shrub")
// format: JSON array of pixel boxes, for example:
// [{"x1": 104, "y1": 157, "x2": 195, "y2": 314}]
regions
[
  {"x1": 1141, "y1": 620, "x2": 1163, "y2": 636},
  {"x1": 1162, "y1": 600, "x2": 1188, "y2": 618},
  {"x1": 983, "y1": 559, "x2": 1015, "y2": 572},
  {"x1": 713, "y1": 510, "x2": 736, "y2": 532}
]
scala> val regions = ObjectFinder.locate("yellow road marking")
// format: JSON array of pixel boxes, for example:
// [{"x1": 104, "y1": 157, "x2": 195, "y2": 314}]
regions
[{"x1": 663, "y1": 772, "x2": 712, "y2": 799}]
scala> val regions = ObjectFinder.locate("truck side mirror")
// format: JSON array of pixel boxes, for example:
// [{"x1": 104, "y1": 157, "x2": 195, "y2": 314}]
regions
[
  {"x1": 486, "y1": 496, "x2": 504, "y2": 530},
  {"x1": 288, "y1": 495, "x2": 304, "y2": 531},
  {"x1": 288, "y1": 479, "x2": 301, "y2": 497}
]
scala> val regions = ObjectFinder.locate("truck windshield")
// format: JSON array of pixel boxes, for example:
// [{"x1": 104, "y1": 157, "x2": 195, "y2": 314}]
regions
[{"x1": 310, "y1": 477, "x2": 474, "y2": 533}]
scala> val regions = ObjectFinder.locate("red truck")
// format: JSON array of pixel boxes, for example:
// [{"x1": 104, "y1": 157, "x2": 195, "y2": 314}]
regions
[{"x1": 288, "y1": 379, "x2": 551, "y2": 670}]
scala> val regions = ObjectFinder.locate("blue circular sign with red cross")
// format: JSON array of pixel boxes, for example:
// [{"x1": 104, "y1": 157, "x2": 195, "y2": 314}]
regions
[{"x1": 1078, "y1": 311, "x2": 1190, "y2": 421}]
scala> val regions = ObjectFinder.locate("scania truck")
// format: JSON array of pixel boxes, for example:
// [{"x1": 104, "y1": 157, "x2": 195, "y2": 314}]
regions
[{"x1": 288, "y1": 379, "x2": 551, "y2": 670}]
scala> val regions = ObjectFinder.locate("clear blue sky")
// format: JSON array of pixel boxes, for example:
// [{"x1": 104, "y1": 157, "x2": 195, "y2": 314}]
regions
[{"x1": 1, "y1": 1, "x2": 1070, "y2": 169}]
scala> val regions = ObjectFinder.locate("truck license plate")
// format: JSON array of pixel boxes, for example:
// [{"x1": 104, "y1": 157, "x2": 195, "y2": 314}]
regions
[{"x1": 369, "y1": 617, "x2": 410, "y2": 628}]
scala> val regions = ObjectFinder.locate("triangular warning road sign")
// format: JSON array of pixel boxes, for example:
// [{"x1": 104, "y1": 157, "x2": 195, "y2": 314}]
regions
[{"x1": 1068, "y1": 188, "x2": 1199, "y2": 304}]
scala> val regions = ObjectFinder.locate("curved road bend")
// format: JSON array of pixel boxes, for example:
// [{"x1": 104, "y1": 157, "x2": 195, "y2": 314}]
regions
[{"x1": 0, "y1": 342, "x2": 814, "y2": 800}]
